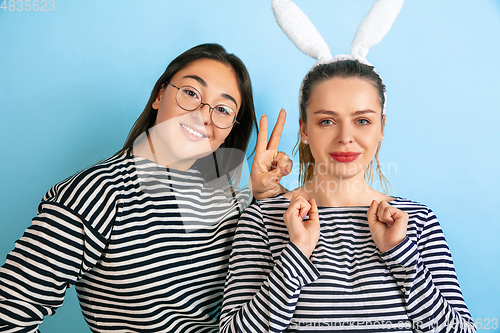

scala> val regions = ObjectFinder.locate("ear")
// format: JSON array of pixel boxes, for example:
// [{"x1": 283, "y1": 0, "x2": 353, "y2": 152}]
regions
[
  {"x1": 152, "y1": 88, "x2": 165, "y2": 110},
  {"x1": 380, "y1": 114, "x2": 386, "y2": 141},
  {"x1": 299, "y1": 118, "x2": 308, "y2": 143}
]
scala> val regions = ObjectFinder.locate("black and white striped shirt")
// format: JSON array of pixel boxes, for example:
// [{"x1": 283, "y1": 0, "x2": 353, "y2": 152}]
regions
[
  {"x1": 0, "y1": 149, "x2": 250, "y2": 333},
  {"x1": 220, "y1": 195, "x2": 475, "y2": 332}
]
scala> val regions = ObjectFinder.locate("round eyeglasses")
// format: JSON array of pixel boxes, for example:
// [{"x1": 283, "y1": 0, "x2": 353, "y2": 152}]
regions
[{"x1": 166, "y1": 83, "x2": 239, "y2": 129}]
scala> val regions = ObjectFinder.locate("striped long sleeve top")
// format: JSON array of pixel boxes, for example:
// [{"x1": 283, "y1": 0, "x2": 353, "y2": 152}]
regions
[
  {"x1": 0, "y1": 149, "x2": 251, "y2": 333},
  {"x1": 220, "y1": 195, "x2": 475, "y2": 333}
]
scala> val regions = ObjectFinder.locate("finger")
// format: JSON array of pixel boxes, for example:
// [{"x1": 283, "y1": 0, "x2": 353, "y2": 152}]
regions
[
  {"x1": 376, "y1": 201, "x2": 386, "y2": 217},
  {"x1": 367, "y1": 200, "x2": 379, "y2": 227},
  {"x1": 266, "y1": 170, "x2": 288, "y2": 187},
  {"x1": 390, "y1": 211, "x2": 409, "y2": 236},
  {"x1": 271, "y1": 153, "x2": 292, "y2": 179},
  {"x1": 391, "y1": 209, "x2": 409, "y2": 224},
  {"x1": 255, "y1": 114, "x2": 268, "y2": 156},
  {"x1": 264, "y1": 168, "x2": 282, "y2": 185},
  {"x1": 288, "y1": 194, "x2": 304, "y2": 209},
  {"x1": 272, "y1": 151, "x2": 289, "y2": 163},
  {"x1": 376, "y1": 202, "x2": 391, "y2": 223},
  {"x1": 267, "y1": 109, "x2": 286, "y2": 151},
  {"x1": 385, "y1": 207, "x2": 396, "y2": 224},
  {"x1": 379, "y1": 205, "x2": 395, "y2": 225},
  {"x1": 307, "y1": 198, "x2": 319, "y2": 223},
  {"x1": 290, "y1": 195, "x2": 310, "y2": 217},
  {"x1": 298, "y1": 199, "x2": 311, "y2": 218},
  {"x1": 286, "y1": 195, "x2": 308, "y2": 220},
  {"x1": 286, "y1": 159, "x2": 293, "y2": 174},
  {"x1": 284, "y1": 195, "x2": 300, "y2": 224}
]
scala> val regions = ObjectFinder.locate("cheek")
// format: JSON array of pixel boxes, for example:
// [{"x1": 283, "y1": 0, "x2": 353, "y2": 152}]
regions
[
  {"x1": 211, "y1": 128, "x2": 232, "y2": 148},
  {"x1": 156, "y1": 100, "x2": 181, "y2": 124},
  {"x1": 359, "y1": 132, "x2": 380, "y2": 155},
  {"x1": 308, "y1": 140, "x2": 325, "y2": 162}
]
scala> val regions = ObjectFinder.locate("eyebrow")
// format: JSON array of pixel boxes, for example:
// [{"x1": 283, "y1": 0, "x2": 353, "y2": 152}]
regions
[
  {"x1": 313, "y1": 109, "x2": 378, "y2": 116},
  {"x1": 183, "y1": 75, "x2": 238, "y2": 108},
  {"x1": 183, "y1": 75, "x2": 207, "y2": 87},
  {"x1": 221, "y1": 93, "x2": 238, "y2": 108}
]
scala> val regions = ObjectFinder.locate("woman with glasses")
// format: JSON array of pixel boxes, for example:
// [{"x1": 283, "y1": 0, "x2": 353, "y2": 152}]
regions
[
  {"x1": 0, "y1": 43, "x2": 291, "y2": 333},
  {"x1": 220, "y1": 60, "x2": 475, "y2": 332}
]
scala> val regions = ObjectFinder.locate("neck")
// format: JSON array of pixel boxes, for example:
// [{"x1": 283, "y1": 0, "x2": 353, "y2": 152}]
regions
[
  {"x1": 132, "y1": 129, "x2": 197, "y2": 172},
  {"x1": 299, "y1": 171, "x2": 381, "y2": 207}
]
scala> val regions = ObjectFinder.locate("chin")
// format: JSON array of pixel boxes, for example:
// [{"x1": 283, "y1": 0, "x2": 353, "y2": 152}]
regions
[{"x1": 176, "y1": 149, "x2": 213, "y2": 163}]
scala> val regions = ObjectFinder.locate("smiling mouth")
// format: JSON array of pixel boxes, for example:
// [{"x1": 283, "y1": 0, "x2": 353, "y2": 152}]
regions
[{"x1": 180, "y1": 123, "x2": 208, "y2": 138}]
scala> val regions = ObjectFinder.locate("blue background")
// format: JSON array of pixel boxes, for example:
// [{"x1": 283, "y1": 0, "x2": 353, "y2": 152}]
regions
[{"x1": 1, "y1": 0, "x2": 499, "y2": 331}]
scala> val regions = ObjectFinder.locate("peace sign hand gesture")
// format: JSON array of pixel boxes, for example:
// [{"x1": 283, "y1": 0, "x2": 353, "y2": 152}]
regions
[
  {"x1": 367, "y1": 200, "x2": 409, "y2": 253},
  {"x1": 250, "y1": 109, "x2": 293, "y2": 200}
]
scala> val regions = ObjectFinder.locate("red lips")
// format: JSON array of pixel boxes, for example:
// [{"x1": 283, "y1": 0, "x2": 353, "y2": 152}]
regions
[{"x1": 329, "y1": 152, "x2": 361, "y2": 163}]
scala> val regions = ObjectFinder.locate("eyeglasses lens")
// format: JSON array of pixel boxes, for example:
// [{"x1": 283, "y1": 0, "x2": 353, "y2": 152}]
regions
[{"x1": 175, "y1": 86, "x2": 236, "y2": 129}]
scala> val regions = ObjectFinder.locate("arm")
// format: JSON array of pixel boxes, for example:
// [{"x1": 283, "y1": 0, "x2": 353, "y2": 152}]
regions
[
  {"x1": 220, "y1": 203, "x2": 321, "y2": 333},
  {"x1": 379, "y1": 208, "x2": 475, "y2": 332},
  {"x1": 0, "y1": 202, "x2": 107, "y2": 332}
]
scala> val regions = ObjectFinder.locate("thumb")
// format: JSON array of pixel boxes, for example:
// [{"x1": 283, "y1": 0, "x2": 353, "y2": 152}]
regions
[
  {"x1": 367, "y1": 200, "x2": 379, "y2": 227},
  {"x1": 268, "y1": 166, "x2": 288, "y2": 179}
]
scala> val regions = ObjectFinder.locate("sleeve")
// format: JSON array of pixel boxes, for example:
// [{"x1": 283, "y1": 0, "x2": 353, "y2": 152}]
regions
[
  {"x1": 0, "y1": 202, "x2": 108, "y2": 333},
  {"x1": 220, "y1": 203, "x2": 321, "y2": 333},
  {"x1": 379, "y1": 208, "x2": 475, "y2": 333}
]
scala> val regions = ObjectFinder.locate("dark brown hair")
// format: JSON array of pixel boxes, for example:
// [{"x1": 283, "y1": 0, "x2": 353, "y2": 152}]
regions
[
  {"x1": 118, "y1": 43, "x2": 257, "y2": 182},
  {"x1": 295, "y1": 59, "x2": 391, "y2": 193}
]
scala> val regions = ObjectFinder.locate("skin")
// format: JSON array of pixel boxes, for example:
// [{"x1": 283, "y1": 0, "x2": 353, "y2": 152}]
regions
[
  {"x1": 133, "y1": 58, "x2": 291, "y2": 197},
  {"x1": 251, "y1": 109, "x2": 292, "y2": 200},
  {"x1": 283, "y1": 77, "x2": 409, "y2": 256},
  {"x1": 135, "y1": 58, "x2": 242, "y2": 171}
]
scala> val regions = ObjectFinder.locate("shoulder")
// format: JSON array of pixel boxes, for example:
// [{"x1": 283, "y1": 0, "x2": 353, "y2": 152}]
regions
[
  {"x1": 389, "y1": 197, "x2": 434, "y2": 219},
  {"x1": 40, "y1": 150, "x2": 134, "y2": 214},
  {"x1": 390, "y1": 197, "x2": 436, "y2": 223},
  {"x1": 254, "y1": 194, "x2": 290, "y2": 217},
  {"x1": 238, "y1": 195, "x2": 289, "y2": 225},
  {"x1": 390, "y1": 197, "x2": 445, "y2": 241},
  {"x1": 234, "y1": 195, "x2": 290, "y2": 246}
]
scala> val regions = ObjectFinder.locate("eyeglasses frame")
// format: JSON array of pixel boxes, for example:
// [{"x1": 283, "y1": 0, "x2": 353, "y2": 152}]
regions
[{"x1": 165, "y1": 82, "x2": 240, "y2": 129}]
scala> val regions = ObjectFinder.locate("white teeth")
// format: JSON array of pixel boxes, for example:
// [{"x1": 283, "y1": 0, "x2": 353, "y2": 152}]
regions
[{"x1": 181, "y1": 124, "x2": 205, "y2": 138}]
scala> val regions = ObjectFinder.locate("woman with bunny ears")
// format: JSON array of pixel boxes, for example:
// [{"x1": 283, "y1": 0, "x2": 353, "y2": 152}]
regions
[{"x1": 220, "y1": 1, "x2": 475, "y2": 332}]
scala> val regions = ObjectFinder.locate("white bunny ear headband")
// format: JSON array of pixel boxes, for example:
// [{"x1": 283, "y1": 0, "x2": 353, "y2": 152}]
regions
[{"x1": 272, "y1": 0, "x2": 404, "y2": 114}]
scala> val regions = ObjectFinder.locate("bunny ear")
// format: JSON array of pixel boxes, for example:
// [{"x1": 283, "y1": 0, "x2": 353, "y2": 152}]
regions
[
  {"x1": 350, "y1": 0, "x2": 404, "y2": 60},
  {"x1": 272, "y1": 0, "x2": 332, "y2": 62}
]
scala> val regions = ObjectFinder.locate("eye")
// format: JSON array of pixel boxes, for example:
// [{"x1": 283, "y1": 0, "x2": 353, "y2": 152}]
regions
[
  {"x1": 356, "y1": 118, "x2": 371, "y2": 125},
  {"x1": 319, "y1": 119, "x2": 334, "y2": 126},
  {"x1": 214, "y1": 105, "x2": 233, "y2": 117},
  {"x1": 180, "y1": 87, "x2": 200, "y2": 101}
]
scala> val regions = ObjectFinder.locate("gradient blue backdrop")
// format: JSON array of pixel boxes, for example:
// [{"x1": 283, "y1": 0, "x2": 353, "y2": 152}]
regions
[{"x1": 1, "y1": 1, "x2": 499, "y2": 332}]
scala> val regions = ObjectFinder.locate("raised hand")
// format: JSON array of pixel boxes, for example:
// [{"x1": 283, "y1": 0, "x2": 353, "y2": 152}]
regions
[
  {"x1": 250, "y1": 109, "x2": 293, "y2": 200},
  {"x1": 367, "y1": 200, "x2": 409, "y2": 253},
  {"x1": 283, "y1": 195, "x2": 320, "y2": 259}
]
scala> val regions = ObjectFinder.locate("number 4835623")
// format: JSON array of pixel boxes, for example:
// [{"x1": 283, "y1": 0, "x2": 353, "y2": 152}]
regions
[{"x1": 1, "y1": 0, "x2": 55, "y2": 11}]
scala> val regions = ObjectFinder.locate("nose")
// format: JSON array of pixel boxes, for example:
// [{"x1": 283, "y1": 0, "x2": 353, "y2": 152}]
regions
[
  {"x1": 337, "y1": 122, "x2": 353, "y2": 144},
  {"x1": 194, "y1": 103, "x2": 212, "y2": 125}
]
